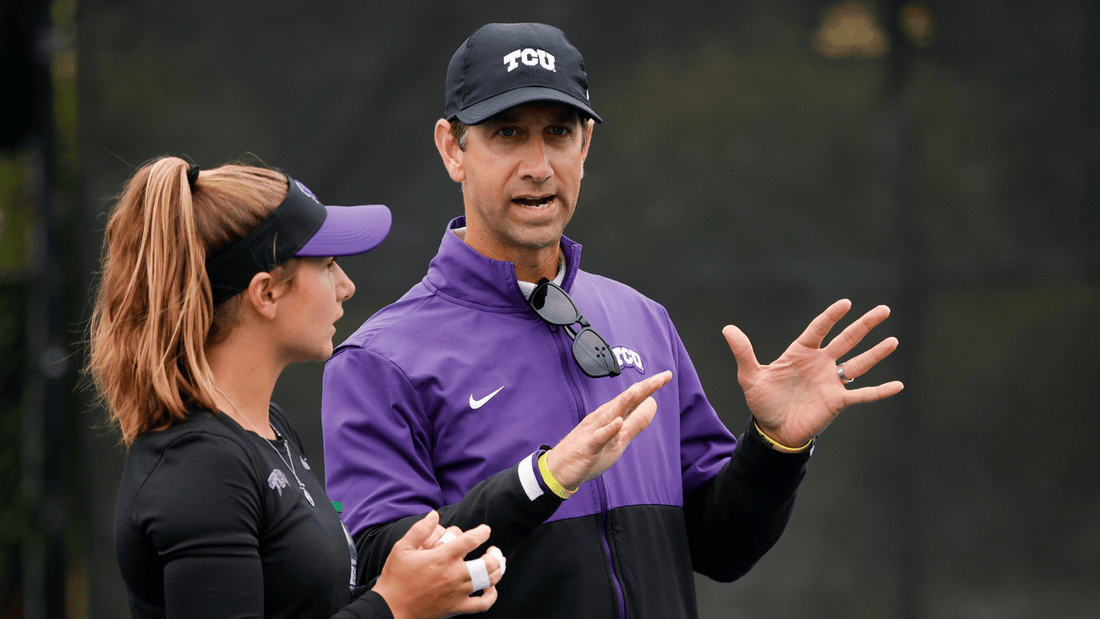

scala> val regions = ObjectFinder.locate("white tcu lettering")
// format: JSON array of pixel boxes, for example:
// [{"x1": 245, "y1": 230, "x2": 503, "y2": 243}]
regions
[
  {"x1": 503, "y1": 50, "x2": 522, "y2": 72},
  {"x1": 612, "y1": 347, "x2": 644, "y2": 373},
  {"x1": 503, "y1": 48, "x2": 557, "y2": 72},
  {"x1": 538, "y1": 50, "x2": 555, "y2": 71}
]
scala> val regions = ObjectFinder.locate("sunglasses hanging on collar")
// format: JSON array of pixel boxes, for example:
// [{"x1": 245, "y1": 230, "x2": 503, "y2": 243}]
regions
[{"x1": 528, "y1": 279, "x2": 621, "y2": 378}]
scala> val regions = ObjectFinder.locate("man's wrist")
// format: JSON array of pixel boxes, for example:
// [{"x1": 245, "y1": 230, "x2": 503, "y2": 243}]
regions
[
  {"x1": 538, "y1": 451, "x2": 577, "y2": 499},
  {"x1": 752, "y1": 419, "x2": 814, "y2": 453}
]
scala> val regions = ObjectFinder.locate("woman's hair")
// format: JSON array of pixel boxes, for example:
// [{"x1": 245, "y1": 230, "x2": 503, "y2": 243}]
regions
[{"x1": 87, "y1": 156, "x2": 289, "y2": 445}]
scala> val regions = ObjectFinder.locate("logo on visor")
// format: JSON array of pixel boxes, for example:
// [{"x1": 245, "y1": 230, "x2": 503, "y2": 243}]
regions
[
  {"x1": 503, "y1": 48, "x2": 556, "y2": 72},
  {"x1": 294, "y1": 180, "x2": 321, "y2": 204}
]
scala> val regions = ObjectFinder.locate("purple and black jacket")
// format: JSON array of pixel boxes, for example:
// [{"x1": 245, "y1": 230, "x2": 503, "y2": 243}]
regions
[{"x1": 322, "y1": 218, "x2": 810, "y2": 618}]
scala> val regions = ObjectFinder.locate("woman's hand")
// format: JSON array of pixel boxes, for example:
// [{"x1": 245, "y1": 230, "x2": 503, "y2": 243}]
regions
[{"x1": 373, "y1": 511, "x2": 504, "y2": 619}]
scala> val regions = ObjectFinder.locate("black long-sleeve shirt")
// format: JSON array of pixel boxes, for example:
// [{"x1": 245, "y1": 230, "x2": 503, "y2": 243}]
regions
[{"x1": 114, "y1": 404, "x2": 391, "y2": 619}]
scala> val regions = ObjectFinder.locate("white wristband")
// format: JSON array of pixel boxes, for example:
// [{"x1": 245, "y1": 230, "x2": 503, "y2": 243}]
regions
[{"x1": 466, "y1": 557, "x2": 491, "y2": 592}]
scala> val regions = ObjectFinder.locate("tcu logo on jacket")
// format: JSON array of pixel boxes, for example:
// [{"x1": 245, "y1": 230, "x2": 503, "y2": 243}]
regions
[
  {"x1": 613, "y1": 347, "x2": 644, "y2": 374},
  {"x1": 503, "y1": 48, "x2": 556, "y2": 72}
]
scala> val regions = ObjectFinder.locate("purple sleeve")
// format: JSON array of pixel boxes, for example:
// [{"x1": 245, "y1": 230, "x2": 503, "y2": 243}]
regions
[
  {"x1": 323, "y1": 344, "x2": 565, "y2": 587},
  {"x1": 664, "y1": 317, "x2": 739, "y2": 494},
  {"x1": 322, "y1": 345, "x2": 444, "y2": 536}
]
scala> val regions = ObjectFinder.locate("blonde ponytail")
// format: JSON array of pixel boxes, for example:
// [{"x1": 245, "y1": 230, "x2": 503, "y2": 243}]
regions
[{"x1": 88, "y1": 157, "x2": 286, "y2": 444}]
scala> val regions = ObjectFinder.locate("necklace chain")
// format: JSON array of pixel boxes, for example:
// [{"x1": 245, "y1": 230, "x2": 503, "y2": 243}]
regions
[{"x1": 214, "y1": 386, "x2": 315, "y2": 508}]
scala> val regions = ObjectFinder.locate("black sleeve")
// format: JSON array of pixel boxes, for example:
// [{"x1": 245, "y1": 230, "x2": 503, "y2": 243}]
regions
[
  {"x1": 683, "y1": 419, "x2": 811, "y2": 582},
  {"x1": 331, "y1": 591, "x2": 395, "y2": 619},
  {"x1": 133, "y1": 433, "x2": 268, "y2": 617},
  {"x1": 130, "y1": 430, "x2": 396, "y2": 619},
  {"x1": 354, "y1": 455, "x2": 563, "y2": 586}
]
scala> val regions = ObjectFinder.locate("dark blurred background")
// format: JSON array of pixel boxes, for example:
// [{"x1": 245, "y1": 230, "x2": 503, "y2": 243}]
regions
[{"x1": 2, "y1": 0, "x2": 1097, "y2": 617}]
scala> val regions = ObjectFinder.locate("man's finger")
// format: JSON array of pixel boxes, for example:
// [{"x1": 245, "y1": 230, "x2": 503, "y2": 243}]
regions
[
  {"x1": 844, "y1": 381, "x2": 905, "y2": 407},
  {"x1": 794, "y1": 299, "x2": 852, "y2": 350},
  {"x1": 619, "y1": 396, "x2": 657, "y2": 442},
  {"x1": 592, "y1": 371, "x2": 671, "y2": 428},
  {"x1": 586, "y1": 416, "x2": 624, "y2": 449},
  {"x1": 823, "y1": 305, "x2": 891, "y2": 359},
  {"x1": 835, "y1": 337, "x2": 899, "y2": 380},
  {"x1": 722, "y1": 325, "x2": 760, "y2": 385},
  {"x1": 637, "y1": 371, "x2": 672, "y2": 400},
  {"x1": 616, "y1": 371, "x2": 671, "y2": 418}
]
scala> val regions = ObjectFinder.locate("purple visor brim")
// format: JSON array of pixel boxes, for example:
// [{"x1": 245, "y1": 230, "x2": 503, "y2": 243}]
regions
[
  {"x1": 296, "y1": 202, "x2": 391, "y2": 257},
  {"x1": 205, "y1": 176, "x2": 391, "y2": 305}
]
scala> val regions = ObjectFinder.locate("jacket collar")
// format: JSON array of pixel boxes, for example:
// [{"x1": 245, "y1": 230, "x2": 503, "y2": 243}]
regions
[{"x1": 423, "y1": 217, "x2": 583, "y2": 310}]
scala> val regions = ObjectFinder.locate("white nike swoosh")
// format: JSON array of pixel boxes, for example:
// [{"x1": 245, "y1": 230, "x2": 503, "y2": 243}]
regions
[{"x1": 469, "y1": 386, "x2": 505, "y2": 409}]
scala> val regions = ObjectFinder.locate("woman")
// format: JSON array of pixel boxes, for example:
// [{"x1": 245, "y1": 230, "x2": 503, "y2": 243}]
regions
[{"x1": 87, "y1": 157, "x2": 505, "y2": 618}]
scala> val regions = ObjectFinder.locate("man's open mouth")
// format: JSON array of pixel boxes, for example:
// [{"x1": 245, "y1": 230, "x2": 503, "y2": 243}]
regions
[{"x1": 514, "y1": 195, "x2": 555, "y2": 208}]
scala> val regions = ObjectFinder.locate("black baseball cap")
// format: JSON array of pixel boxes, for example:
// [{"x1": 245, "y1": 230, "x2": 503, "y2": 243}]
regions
[{"x1": 444, "y1": 23, "x2": 602, "y2": 125}]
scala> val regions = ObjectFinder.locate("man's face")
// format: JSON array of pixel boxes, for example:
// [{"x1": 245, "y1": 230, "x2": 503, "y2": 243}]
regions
[{"x1": 452, "y1": 102, "x2": 592, "y2": 261}]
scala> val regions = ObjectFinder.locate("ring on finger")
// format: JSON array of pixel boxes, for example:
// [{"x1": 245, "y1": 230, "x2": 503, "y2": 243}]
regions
[{"x1": 837, "y1": 362, "x2": 855, "y2": 384}]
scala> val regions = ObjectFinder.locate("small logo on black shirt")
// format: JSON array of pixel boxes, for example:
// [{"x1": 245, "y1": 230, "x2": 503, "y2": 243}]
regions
[{"x1": 268, "y1": 469, "x2": 289, "y2": 495}]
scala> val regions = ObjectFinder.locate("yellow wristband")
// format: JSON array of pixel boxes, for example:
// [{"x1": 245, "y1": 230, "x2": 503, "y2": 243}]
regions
[
  {"x1": 753, "y1": 420, "x2": 814, "y2": 453},
  {"x1": 538, "y1": 452, "x2": 576, "y2": 499}
]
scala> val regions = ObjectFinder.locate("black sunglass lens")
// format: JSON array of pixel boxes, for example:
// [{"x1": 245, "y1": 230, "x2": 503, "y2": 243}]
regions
[
  {"x1": 532, "y1": 283, "x2": 581, "y2": 326},
  {"x1": 573, "y1": 329, "x2": 622, "y2": 378}
]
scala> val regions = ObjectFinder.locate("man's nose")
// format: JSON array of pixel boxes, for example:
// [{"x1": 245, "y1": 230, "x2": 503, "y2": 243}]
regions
[{"x1": 518, "y1": 136, "x2": 553, "y2": 183}]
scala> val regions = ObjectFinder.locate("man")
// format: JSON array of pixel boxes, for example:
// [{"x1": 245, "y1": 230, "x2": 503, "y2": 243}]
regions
[{"x1": 322, "y1": 22, "x2": 903, "y2": 618}]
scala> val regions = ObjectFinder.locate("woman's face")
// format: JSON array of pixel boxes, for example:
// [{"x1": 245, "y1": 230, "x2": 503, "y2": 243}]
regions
[{"x1": 274, "y1": 256, "x2": 355, "y2": 363}]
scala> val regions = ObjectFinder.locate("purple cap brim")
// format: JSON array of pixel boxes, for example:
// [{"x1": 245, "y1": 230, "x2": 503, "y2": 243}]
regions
[{"x1": 296, "y1": 203, "x2": 392, "y2": 257}]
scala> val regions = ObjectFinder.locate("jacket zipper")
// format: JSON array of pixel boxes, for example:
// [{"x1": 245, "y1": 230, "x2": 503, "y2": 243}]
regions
[
  {"x1": 550, "y1": 324, "x2": 627, "y2": 618},
  {"x1": 597, "y1": 477, "x2": 627, "y2": 618}
]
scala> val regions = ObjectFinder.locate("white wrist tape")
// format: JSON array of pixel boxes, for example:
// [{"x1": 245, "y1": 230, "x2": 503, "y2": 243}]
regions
[{"x1": 466, "y1": 558, "x2": 491, "y2": 592}]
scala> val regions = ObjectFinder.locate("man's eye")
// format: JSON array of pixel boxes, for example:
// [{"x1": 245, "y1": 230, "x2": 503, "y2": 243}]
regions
[
  {"x1": 499, "y1": 127, "x2": 517, "y2": 137},
  {"x1": 550, "y1": 126, "x2": 569, "y2": 136}
]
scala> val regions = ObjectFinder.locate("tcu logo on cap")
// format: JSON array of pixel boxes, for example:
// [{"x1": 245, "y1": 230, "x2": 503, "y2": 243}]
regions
[{"x1": 503, "y1": 48, "x2": 556, "y2": 72}]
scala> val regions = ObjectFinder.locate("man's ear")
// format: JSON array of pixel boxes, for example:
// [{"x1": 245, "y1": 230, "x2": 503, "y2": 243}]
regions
[
  {"x1": 244, "y1": 271, "x2": 279, "y2": 320},
  {"x1": 580, "y1": 118, "x2": 594, "y2": 162},
  {"x1": 434, "y1": 118, "x2": 466, "y2": 183}
]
